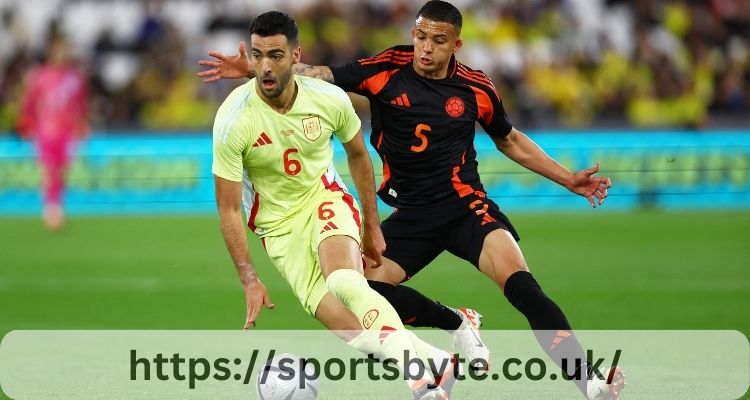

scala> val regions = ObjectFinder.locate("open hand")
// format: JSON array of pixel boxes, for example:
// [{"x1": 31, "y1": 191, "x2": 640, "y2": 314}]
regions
[{"x1": 197, "y1": 41, "x2": 252, "y2": 83}]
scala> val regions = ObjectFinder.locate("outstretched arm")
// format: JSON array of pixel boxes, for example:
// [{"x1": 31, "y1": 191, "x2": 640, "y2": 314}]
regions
[
  {"x1": 492, "y1": 128, "x2": 612, "y2": 207},
  {"x1": 292, "y1": 63, "x2": 334, "y2": 83},
  {"x1": 214, "y1": 175, "x2": 275, "y2": 328},
  {"x1": 198, "y1": 41, "x2": 334, "y2": 83}
]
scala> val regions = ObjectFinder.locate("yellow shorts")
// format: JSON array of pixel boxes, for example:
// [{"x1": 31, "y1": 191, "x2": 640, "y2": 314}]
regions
[{"x1": 263, "y1": 189, "x2": 362, "y2": 316}]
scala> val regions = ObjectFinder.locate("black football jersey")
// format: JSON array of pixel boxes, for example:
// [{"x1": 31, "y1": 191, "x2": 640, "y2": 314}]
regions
[{"x1": 330, "y1": 45, "x2": 513, "y2": 208}]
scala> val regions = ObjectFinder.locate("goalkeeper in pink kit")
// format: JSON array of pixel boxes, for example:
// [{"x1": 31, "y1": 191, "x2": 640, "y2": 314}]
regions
[{"x1": 18, "y1": 37, "x2": 88, "y2": 230}]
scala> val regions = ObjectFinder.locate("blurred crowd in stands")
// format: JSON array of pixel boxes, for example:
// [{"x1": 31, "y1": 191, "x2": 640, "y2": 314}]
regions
[{"x1": 1, "y1": 0, "x2": 748, "y2": 133}]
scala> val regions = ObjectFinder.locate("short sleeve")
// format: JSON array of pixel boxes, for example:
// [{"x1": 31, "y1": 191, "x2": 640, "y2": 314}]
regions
[
  {"x1": 212, "y1": 98, "x2": 250, "y2": 182},
  {"x1": 334, "y1": 95, "x2": 361, "y2": 144},
  {"x1": 469, "y1": 79, "x2": 513, "y2": 138}
]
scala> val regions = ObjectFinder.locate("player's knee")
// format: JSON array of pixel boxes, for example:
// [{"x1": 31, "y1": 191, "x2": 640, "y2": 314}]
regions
[{"x1": 363, "y1": 260, "x2": 406, "y2": 284}]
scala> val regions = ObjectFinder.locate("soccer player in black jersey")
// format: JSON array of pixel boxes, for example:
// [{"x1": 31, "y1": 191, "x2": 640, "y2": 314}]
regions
[{"x1": 199, "y1": 1, "x2": 624, "y2": 398}]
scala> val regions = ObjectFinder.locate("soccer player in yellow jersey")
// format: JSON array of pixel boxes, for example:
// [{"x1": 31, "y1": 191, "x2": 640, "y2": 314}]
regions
[{"x1": 212, "y1": 12, "x2": 451, "y2": 399}]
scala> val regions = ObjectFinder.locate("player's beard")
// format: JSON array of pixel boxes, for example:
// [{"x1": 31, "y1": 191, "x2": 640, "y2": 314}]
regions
[{"x1": 259, "y1": 69, "x2": 293, "y2": 99}]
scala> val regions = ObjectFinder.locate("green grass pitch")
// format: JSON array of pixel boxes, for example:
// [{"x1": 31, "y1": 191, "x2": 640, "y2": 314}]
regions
[{"x1": 1, "y1": 211, "x2": 748, "y2": 398}]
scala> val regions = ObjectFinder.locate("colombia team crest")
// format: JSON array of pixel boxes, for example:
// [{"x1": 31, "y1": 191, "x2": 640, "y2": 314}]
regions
[
  {"x1": 302, "y1": 115, "x2": 322, "y2": 141},
  {"x1": 445, "y1": 96, "x2": 465, "y2": 117}
]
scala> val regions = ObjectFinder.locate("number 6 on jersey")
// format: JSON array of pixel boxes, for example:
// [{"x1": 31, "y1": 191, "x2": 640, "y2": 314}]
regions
[{"x1": 283, "y1": 148, "x2": 302, "y2": 176}]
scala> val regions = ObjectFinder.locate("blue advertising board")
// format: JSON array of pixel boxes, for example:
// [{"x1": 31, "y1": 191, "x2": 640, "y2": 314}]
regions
[
  {"x1": 0, "y1": 136, "x2": 214, "y2": 215},
  {"x1": 1, "y1": 131, "x2": 748, "y2": 215}
]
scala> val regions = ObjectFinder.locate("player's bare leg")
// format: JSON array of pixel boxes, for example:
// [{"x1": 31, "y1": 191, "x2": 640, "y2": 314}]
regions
[
  {"x1": 40, "y1": 162, "x2": 65, "y2": 231},
  {"x1": 364, "y1": 256, "x2": 407, "y2": 283},
  {"x1": 318, "y1": 235, "x2": 364, "y2": 276},
  {"x1": 478, "y1": 229, "x2": 625, "y2": 399},
  {"x1": 476, "y1": 229, "x2": 528, "y2": 288}
]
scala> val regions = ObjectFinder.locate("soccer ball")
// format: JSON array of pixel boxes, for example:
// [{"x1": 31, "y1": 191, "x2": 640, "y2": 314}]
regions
[
  {"x1": 256, "y1": 353, "x2": 319, "y2": 400},
  {"x1": 586, "y1": 366, "x2": 626, "y2": 400}
]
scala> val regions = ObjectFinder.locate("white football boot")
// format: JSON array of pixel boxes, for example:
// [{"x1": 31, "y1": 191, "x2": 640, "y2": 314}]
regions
[{"x1": 449, "y1": 307, "x2": 490, "y2": 375}]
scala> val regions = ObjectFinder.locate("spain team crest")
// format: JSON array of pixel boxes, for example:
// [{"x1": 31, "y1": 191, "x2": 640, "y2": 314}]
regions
[{"x1": 302, "y1": 115, "x2": 322, "y2": 141}]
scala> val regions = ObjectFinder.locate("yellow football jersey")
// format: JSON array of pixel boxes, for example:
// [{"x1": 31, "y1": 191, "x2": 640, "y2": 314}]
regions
[{"x1": 212, "y1": 75, "x2": 361, "y2": 237}]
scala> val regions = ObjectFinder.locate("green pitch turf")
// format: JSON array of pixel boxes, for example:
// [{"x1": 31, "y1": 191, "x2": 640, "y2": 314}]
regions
[{"x1": 1, "y1": 211, "x2": 749, "y2": 399}]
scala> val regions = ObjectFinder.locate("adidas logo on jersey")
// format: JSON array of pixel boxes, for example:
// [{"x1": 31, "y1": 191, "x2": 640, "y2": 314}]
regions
[
  {"x1": 252, "y1": 132, "x2": 273, "y2": 147},
  {"x1": 390, "y1": 93, "x2": 411, "y2": 107},
  {"x1": 319, "y1": 221, "x2": 338, "y2": 234}
]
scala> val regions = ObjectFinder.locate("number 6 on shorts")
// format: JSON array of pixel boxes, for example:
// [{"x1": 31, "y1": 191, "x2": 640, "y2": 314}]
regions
[{"x1": 318, "y1": 201, "x2": 335, "y2": 220}]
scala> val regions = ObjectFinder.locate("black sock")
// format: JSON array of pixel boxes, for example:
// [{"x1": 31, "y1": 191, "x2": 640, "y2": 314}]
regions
[
  {"x1": 503, "y1": 271, "x2": 590, "y2": 397},
  {"x1": 367, "y1": 280, "x2": 463, "y2": 331}
]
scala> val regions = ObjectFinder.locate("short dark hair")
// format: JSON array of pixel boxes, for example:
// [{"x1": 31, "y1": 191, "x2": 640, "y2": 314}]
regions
[
  {"x1": 249, "y1": 11, "x2": 299, "y2": 47},
  {"x1": 416, "y1": 1, "x2": 463, "y2": 30}
]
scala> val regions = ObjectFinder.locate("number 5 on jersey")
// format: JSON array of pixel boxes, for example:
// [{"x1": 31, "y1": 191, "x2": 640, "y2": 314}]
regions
[
  {"x1": 283, "y1": 148, "x2": 301, "y2": 176},
  {"x1": 411, "y1": 124, "x2": 432, "y2": 153}
]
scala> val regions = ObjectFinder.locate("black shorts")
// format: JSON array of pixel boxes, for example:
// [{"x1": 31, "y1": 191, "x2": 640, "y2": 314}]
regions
[{"x1": 381, "y1": 194, "x2": 520, "y2": 281}]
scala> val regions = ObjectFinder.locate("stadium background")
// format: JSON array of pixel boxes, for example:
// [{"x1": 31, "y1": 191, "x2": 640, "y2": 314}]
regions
[{"x1": 0, "y1": 0, "x2": 749, "y2": 398}]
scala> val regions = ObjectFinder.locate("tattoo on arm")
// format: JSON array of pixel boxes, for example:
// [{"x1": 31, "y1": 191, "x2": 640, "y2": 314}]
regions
[{"x1": 293, "y1": 64, "x2": 334, "y2": 83}]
